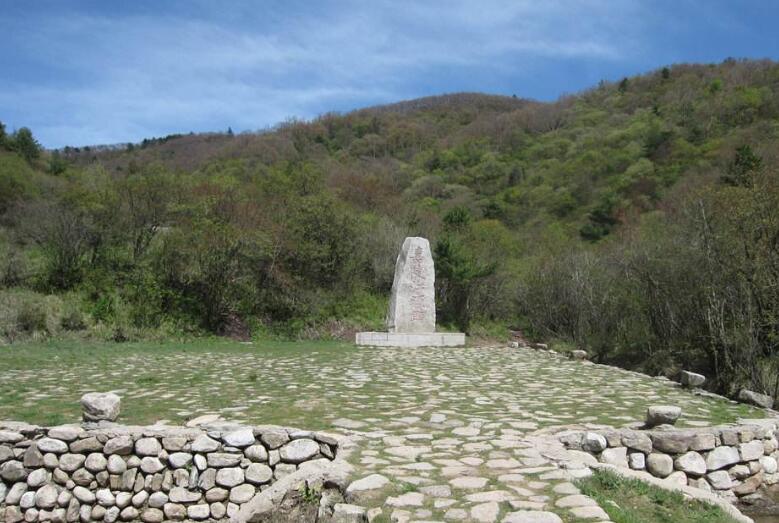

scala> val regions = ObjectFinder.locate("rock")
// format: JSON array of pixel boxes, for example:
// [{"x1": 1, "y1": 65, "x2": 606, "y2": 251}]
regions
[
  {"x1": 91, "y1": 505, "x2": 106, "y2": 521},
  {"x1": 115, "y1": 491, "x2": 132, "y2": 509},
  {"x1": 191, "y1": 435, "x2": 220, "y2": 453},
  {"x1": 23, "y1": 446, "x2": 45, "y2": 468},
  {"x1": 385, "y1": 492, "x2": 424, "y2": 507},
  {"x1": 759, "y1": 456, "x2": 778, "y2": 474},
  {"x1": 0, "y1": 431, "x2": 24, "y2": 443},
  {"x1": 135, "y1": 438, "x2": 161, "y2": 457},
  {"x1": 690, "y1": 433, "x2": 716, "y2": 452},
  {"x1": 168, "y1": 452, "x2": 193, "y2": 469},
  {"x1": 20, "y1": 491, "x2": 35, "y2": 509},
  {"x1": 279, "y1": 438, "x2": 319, "y2": 463},
  {"x1": 58, "y1": 454, "x2": 86, "y2": 472},
  {"x1": 73, "y1": 486, "x2": 95, "y2": 505},
  {"x1": 205, "y1": 488, "x2": 228, "y2": 503},
  {"x1": 223, "y1": 428, "x2": 254, "y2": 448},
  {"x1": 650, "y1": 432, "x2": 693, "y2": 454},
  {"x1": 646, "y1": 406, "x2": 681, "y2": 427},
  {"x1": 132, "y1": 491, "x2": 149, "y2": 507},
  {"x1": 1, "y1": 460, "x2": 29, "y2": 482},
  {"x1": 96, "y1": 489, "x2": 115, "y2": 507},
  {"x1": 503, "y1": 511, "x2": 564, "y2": 523},
  {"x1": 163, "y1": 503, "x2": 186, "y2": 521},
  {"x1": 84, "y1": 453, "x2": 107, "y2": 473},
  {"x1": 346, "y1": 474, "x2": 390, "y2": 502},
  {"x1": 679, "y1": 371, "x2": 706, "y2": 388},
  {"x1": 198, "y1": 468, "x2": 216, "y2": 491},
  {"x1": 37, "y1": 438, "x2": 68, "y2": 454},
  {"x1": 206, "y1": 452, "x2": 241, "y2": 468},
  {"x1": 168, "y1": 487, "x2": 201, "y2": 504},
  {"x1": 210, "y1": 503, "x2": 227, "y2": 519},
  {"x1": 734, "y1": 472, "x2": 764, "y2": 495},
  {"x1": 674, "y1": 451, "x2": 707, "y2": 476},
  {"x1": 706, "y1": 446, "x2": 741, "y2": 471},
  {"x1": 119, "y1": 507, "x2": 138, "y2": 521},
  {"x1": 599, "y1": 447, "x2": 628, "y2": 467},
  {"x1": 470, "y1": 501, "x2": 499, "y2": 522},
  {"x1": 186, "y1": 504, "x2": 210, "y2": 520},
  {"x1": 193, "y1": 454, "x2": 207, "y2": 471},
  {"x1": 215, "y1": 467, "x2": 244, "y2": 488},
  {"x1": 141, "y1": 508, "x2": 164, "y2": 523},
  {"x1": 621, "y1": 432, "x2": 652, "y2": 453},
  {"x1": 47, "y1": 427, "x2": 83, "y2": 443},
  {"x1": 229, "y1": 484, "x2": 254, "y2": 504},
  {"x1": 738, "y1": 389, "x2": 774, "y2": 409},
  {"x1": 104, "y1": 436, "x2": 133, "y2": 456},
  {"x1": 69, "y1": 437, "x2": 102, "y2": 454},
  {"x1": 106, "y1": 455, "x2": 126, "y2": 474},
  {"x1": 105, "y1": 506, "x2": 120, "y2": 523},
  {"x1": 244, "y1": 444, "x2": 268, "y2": 462},
  {"x1": 80, "y1": 392, "x2": 121, "y2": 422},
  {"x1": 35, "y1": 485, "x2": 59, "y2": 509},
  {"x1": 140, "y1": 457, "x2": 164, "y2": 474},
  {"x1": 148, "y1": 492, "x2": 168, "y2": 508},
  {"x1": 27, "y1": 468, "x2": 50, "y2": 487},
  {"x1": 646, "y1": 453, "x2": 673, "y2": 478},
  {"x1": 6, "y1": 483, "x2": 29, "y2": 505},
  {"x1": 706, "y1": 470, "x2": 733, "y2": 490},
  {"x1": 259, "y1": 429, "x2": 289, "y2": 450},
  {"x1": 245, "y1": 463, "x2": 273, "y2": 485},
  {"x1": 581, "y1": 433, "x2": 607, "y2": 453},
  {"x1": 71, "y1": 468, "x2": 94, "y2": 487},
  {"x1": 628, "y1": 452, "x2": 645, "y2": 470},
  {"x1": 571, "y1": 350, "x2": 588, "y2": 360},
  {"x1": 730, "y1": 464, "x2": 751, "y2": 479},
  {"x1": 739, "y1": 440, "x2": 765, "y2": 461},
  {"x1": 332, "y1": 503, "x2": 367, "y2": 523},
  {"x1": 386, "y1": 237, "x2": 436, "y2": 333}
]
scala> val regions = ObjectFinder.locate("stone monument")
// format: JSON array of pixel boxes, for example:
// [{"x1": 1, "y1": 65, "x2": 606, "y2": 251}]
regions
[{"x1": 356, "y1": 237, "x2": 466, "y2": 347}]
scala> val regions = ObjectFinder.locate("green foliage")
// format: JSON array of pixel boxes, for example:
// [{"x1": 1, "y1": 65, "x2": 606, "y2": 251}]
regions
[
  {"x1": 577, "y1": 469, "x2": 739, "y2": 523},
  {"x1": 722, "y1": 144, "x2": 762, "y2": 187},
  {"x1": 11, "y1": 127, "x2": 41, "y2": 163}
]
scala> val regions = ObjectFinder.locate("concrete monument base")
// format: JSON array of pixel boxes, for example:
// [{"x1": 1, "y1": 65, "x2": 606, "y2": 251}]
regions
[{"x1": 356, "y1": 331, "x2": 466, "y2": 347}]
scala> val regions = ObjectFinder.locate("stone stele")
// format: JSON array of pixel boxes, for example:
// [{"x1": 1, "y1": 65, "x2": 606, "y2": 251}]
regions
[{"x1": 356, "y1": 237, "x2": 465, "y2": 347}]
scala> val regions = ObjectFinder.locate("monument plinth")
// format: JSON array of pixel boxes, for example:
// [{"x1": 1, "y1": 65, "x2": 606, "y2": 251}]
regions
[{"x1": 356, "y1": 237, "x2": 466, "y2": 347}]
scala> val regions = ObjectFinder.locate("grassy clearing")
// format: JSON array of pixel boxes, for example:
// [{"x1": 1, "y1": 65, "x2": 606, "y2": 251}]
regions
[
  {"x1": 0, "y1": 340, "x2": 764, "y2": 429},
  {"x1": 576, "y1": 469, "x2": 740, "y2": 523}
]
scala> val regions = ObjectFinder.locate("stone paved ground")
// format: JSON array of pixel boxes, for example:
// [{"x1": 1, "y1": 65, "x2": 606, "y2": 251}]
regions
[{"x1": 0, "y1": 342, "x2": 765, "y2": 522}]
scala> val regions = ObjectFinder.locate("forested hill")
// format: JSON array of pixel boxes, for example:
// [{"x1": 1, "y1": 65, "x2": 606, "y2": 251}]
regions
[{"x1": 2, "y1": 58, "x2": 779, "y2": 401}]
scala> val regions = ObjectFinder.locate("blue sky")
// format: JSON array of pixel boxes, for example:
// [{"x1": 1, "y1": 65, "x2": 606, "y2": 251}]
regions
[{"x1": 2, "y1": 0, "x2": 778, "y2": 148}]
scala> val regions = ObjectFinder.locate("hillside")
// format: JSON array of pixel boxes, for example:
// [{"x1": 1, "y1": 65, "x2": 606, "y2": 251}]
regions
[{"x1": 1, "y1": 58, "x2": 778, "y2": 400}]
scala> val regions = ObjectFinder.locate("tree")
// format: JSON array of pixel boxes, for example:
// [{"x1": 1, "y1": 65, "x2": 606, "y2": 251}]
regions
[
  {"x1": 0, "y1": 120, "x2": 6, "y2": 148},
  {"x1": 618, "y1": 77, "x2": 629, "y2": 94},
  {"x1": 722, "y1": 145, "x2": 762, "y2": 187},
  {"x1": 12, "y1": 127, "x2": 41, "y2": 163}
]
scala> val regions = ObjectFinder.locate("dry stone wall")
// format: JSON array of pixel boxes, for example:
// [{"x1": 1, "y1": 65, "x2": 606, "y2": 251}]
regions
[
  {"x1": 560, "y1": 419, "x2": 779, "y2": 502},
  {"x1": 0, "y1": 421, "x2": 341, "y2": 523}
]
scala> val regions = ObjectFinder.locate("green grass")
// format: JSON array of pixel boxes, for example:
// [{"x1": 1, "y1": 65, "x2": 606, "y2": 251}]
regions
[
  {"x1": 576, "y1": 469, "x2": 740, "y2": 523},
  {"x1": 0, "y1": 339, "x2": 764, "y2": 429}
]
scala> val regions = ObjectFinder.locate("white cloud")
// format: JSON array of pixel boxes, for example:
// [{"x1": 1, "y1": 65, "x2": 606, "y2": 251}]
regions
[{"x1": 2, "y1": 0, "x2": 645, "y2": 147}]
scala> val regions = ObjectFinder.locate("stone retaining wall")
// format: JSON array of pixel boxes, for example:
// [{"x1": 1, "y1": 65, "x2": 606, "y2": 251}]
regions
[
  {"x1": 0, "y1": 421, "x2": 341, "y2": 523},
  {"x1": 559, "y1": 418, "x2": 779, "y2": 503}
]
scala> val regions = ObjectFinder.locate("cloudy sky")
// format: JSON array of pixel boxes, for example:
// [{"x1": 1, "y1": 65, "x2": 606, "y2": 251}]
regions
[{"x1": 2, "y1": 0, "x2": 778, "y2": 148}]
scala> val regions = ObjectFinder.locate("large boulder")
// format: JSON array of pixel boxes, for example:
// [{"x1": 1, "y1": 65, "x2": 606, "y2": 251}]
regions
[
  {"x1": 679, "y1": 371, "x2": 706, "y2": 388},
  {"x1": 674, "y1": 451, "x2": 706, "y2": 476},
  {"x1": 646, "y1": 453, "x2": 673, "y2": 478},
  {"x1": 80, "y1": 392, "x2": 121, "y2": 422},
  {"x1": 738, "y1": 389, "x2": 774, "y2": 409},
  {"x1": 645, "y1": 406, "x2": 681, "y2": 427},
  {"x1": 581, "y1": 433, "x2": 607, "y2": 453},
  {"x1": 705, "y1": 446, "x2": 741, "y2": 471}
]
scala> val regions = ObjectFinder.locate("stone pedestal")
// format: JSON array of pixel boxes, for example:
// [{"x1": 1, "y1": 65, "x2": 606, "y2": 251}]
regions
[
  {"x1": 356, "y1": 331, "x2": 466, "y2": 347},
  {"x1": 356, "y1": 237, "x2": 465, "y2": 347}
]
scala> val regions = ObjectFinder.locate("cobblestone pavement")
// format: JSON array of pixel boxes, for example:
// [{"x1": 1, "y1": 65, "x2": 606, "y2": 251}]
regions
[{"x1": 0, "y1": 343, "x2": 764, "y2": 521}]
